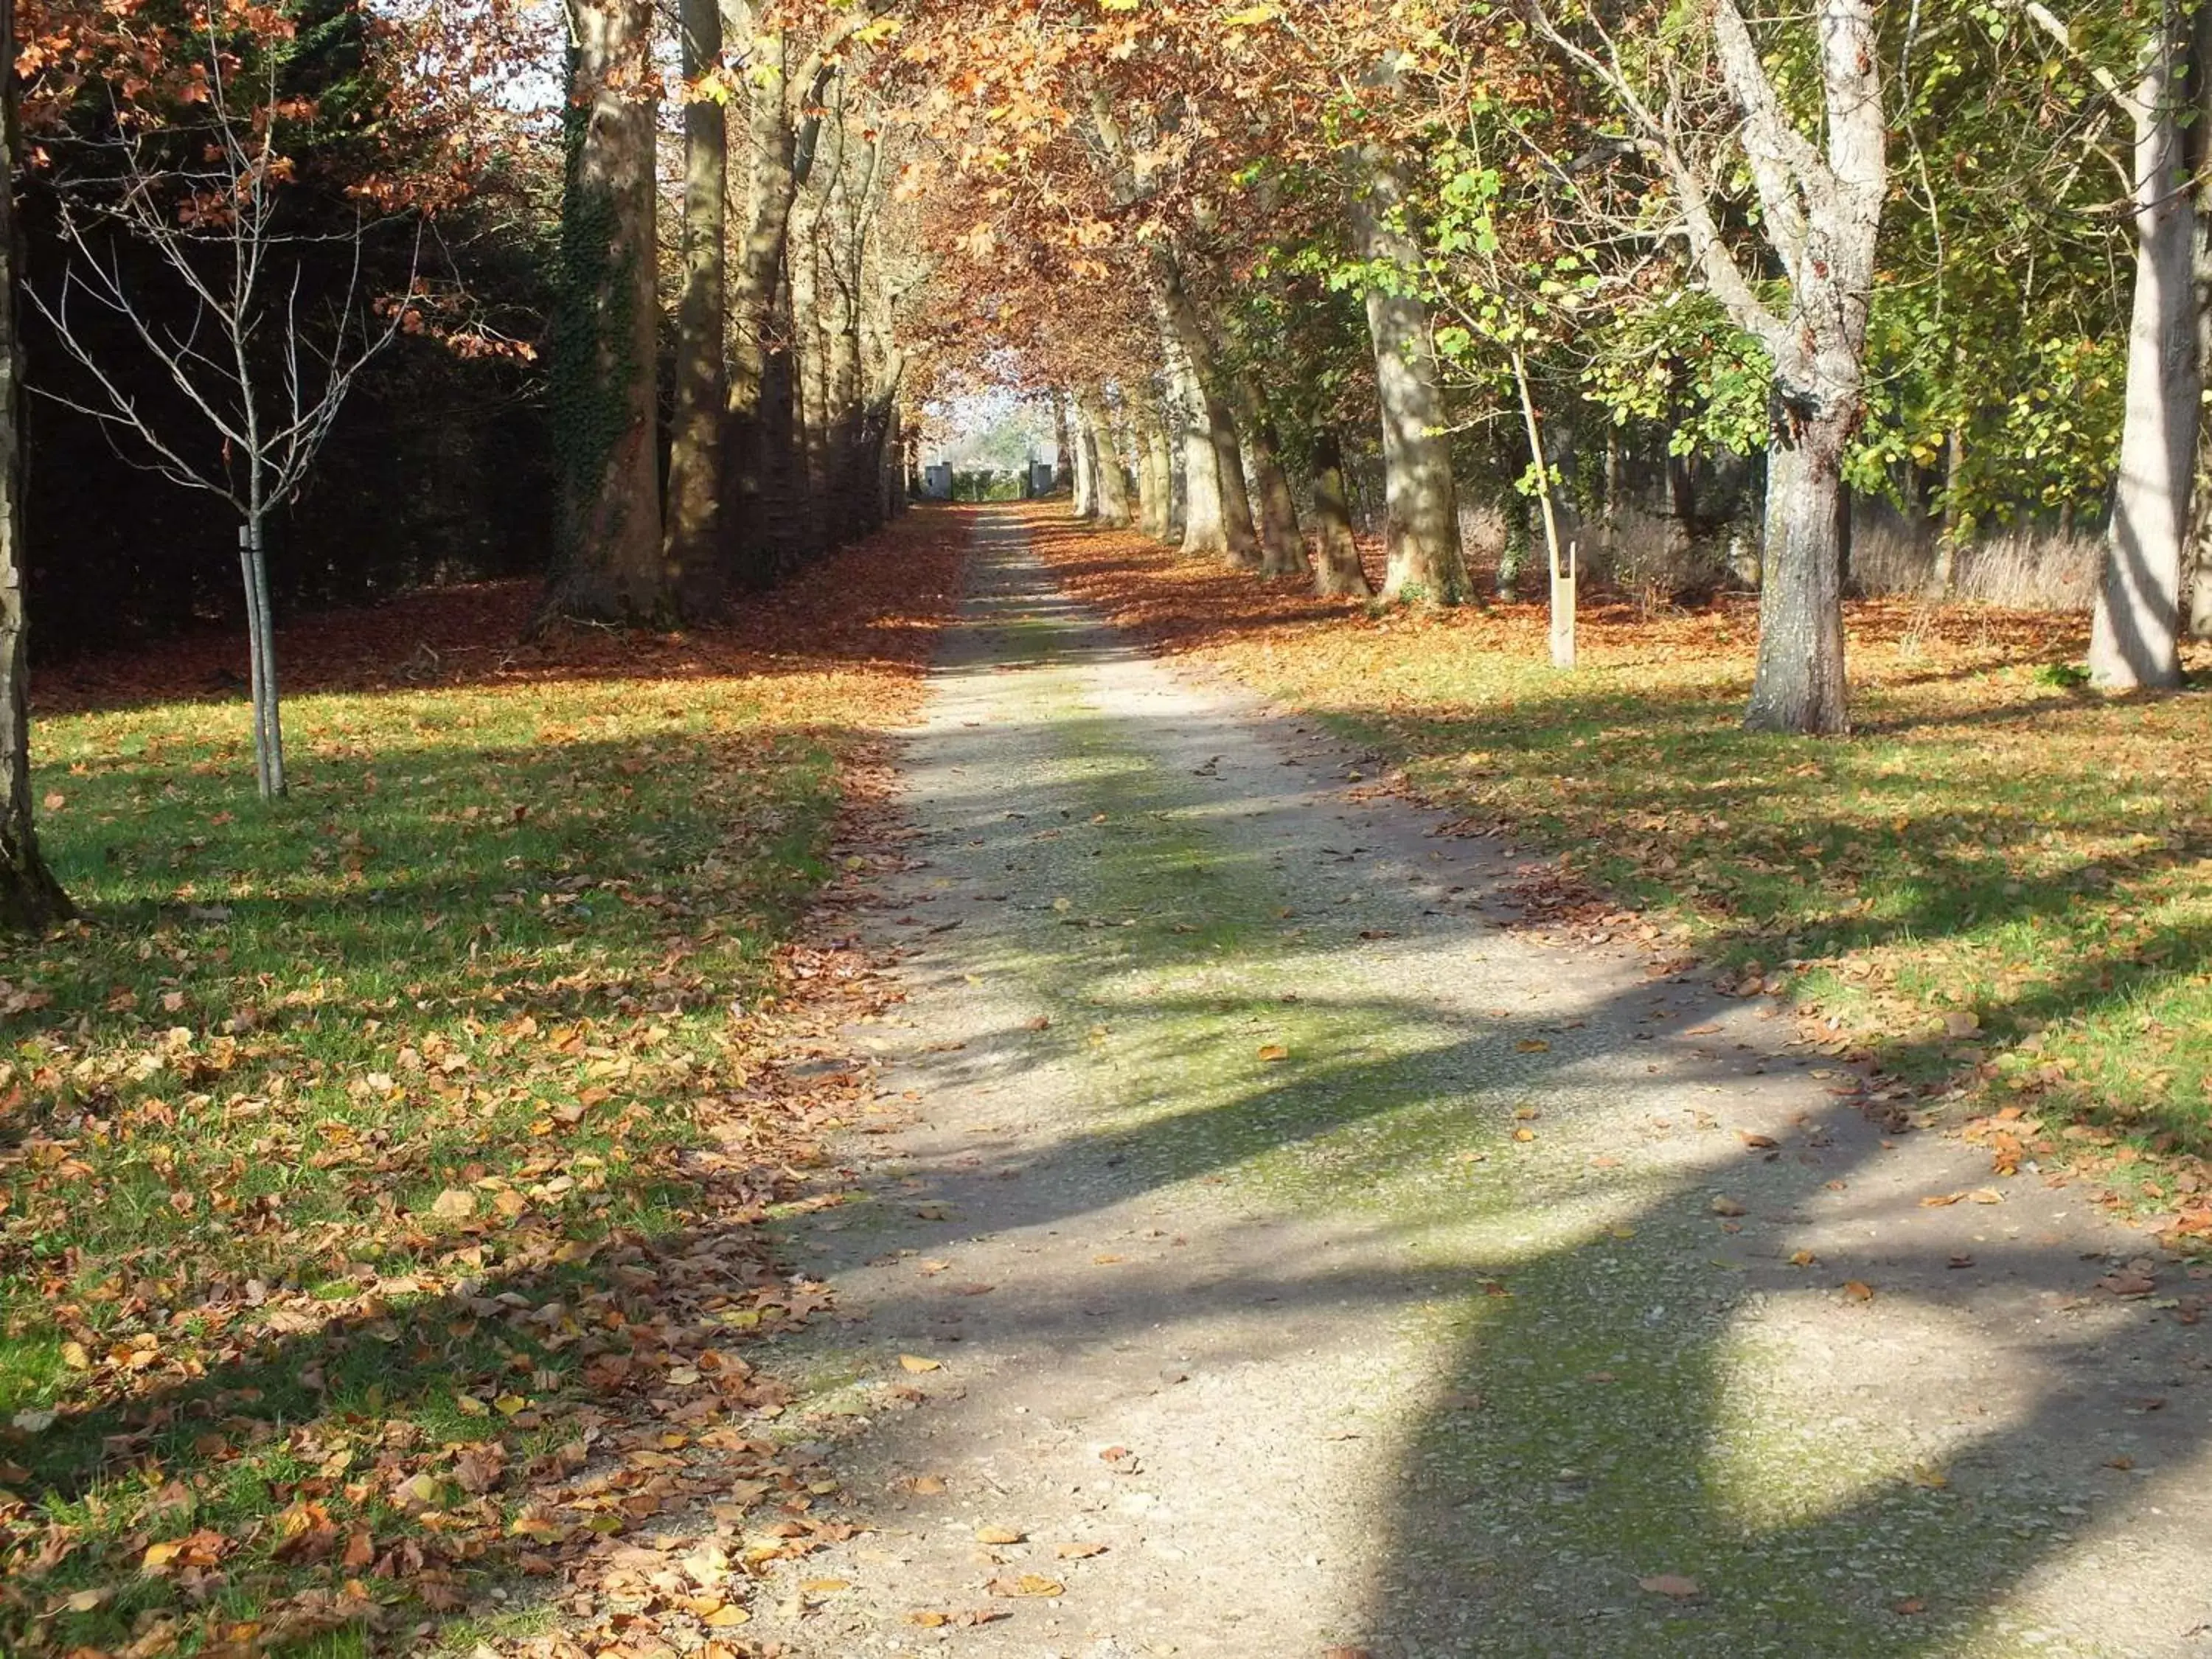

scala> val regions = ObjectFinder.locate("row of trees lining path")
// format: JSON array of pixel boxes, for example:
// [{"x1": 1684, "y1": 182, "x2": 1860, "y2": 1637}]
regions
[{"x1": 4, "y1": 0, "x2": 2212, "y2": 919}]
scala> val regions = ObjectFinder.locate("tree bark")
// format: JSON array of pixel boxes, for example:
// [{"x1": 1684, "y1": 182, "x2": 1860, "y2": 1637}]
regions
[
  {"x1": 1229, "y1": 367, "x2": 1304, "y2": 576},
  {"x1": 1155, "y1": 273, "x2": 1259, "y2": 564},
  {"x1": 661, "y1": 0, "x2": 726, "y2": 611},
  {"x1": 0, "y1": 0, "x2": 61, "y2": 931},
  {"x1": 1349, "y1": 147, "x2": 1469, "y2": 604},
  {"x1": 1928, "y1": 425, "x2": 1964, "y2": 599},
  {"x1": 1074, "y1": 398, "x2": 1099, "y2": 517},
  {"x1": 1076, "y1": 385, "x2": 1132, "y2": 526},
  {"x1": 2094, "y1": 0, "x2": 2197, "y2": 686},
  {"x1": 1745, "y1": 414, "x2": 1851, "y2": 732},
  {"x1": 550, "y1": 0, "x2": 664, "y2": 621},
  {"x1": 1310, "y1": 430, "x2": 1372, "y2": 598},
  {"x1": 1052, "y1": 391, "x2": 1074, "y2": 489},
  {"x1": 1131, "y1": 386, "x2": 1174, "y2": 540}
]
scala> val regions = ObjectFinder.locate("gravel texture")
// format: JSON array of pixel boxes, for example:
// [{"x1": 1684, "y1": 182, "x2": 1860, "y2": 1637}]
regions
[{"x1": 748, "y1": 508, "x2": 2212, "y2": 1658}]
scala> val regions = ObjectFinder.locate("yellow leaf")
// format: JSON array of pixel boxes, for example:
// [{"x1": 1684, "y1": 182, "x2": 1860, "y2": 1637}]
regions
[
  {"x1": 494, "y1": 1392, "x2": 529, "y2": 1415},
  {"x1": 1256, "y1": 1043, "x2": 1289, "y2": 1062},
  {"x1": 703, "y1": 1604, "x2": 751, "y2": 1627},
  {"x1": 975, "y1": 1525, "x2": 1025, "y2": 1545},
  {"x1": 60, "y1": 1340, "x2": 90, "y2": 1369},
  {"x1": 801, "y1": 1578, "x2": 850, "y2": 1595},
  {"x1": 1516, "y1": 1039, "x2": 1551, "y2": 1053},
  {"x1": 897, "y1": 1354, "x2": 942, "y2": 1374},
  {"x1": 142, "y1": 1540, "x2": 184, "y2": 1571},
  {"x1": 454, "y1": 1393, "x2": 489, "y2": 1416}
]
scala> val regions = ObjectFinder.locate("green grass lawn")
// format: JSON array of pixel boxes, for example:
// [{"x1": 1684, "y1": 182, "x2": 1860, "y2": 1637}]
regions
[
  {"x1": 0, "y1": 523, "x2": 964, "y2": 1655},
  {"x1": 1032, "y1": 507, "x2": 2212, "y2": 1245}
]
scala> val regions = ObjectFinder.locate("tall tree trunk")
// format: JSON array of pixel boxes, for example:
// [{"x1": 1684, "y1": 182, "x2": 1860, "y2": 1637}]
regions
[
  {"x1": 549, "y1": 0, "x2": 663, "y2": 621},
  {"x1": 1132, "y1": 386, "x2": 1173, "y2": 540},
  {"x1": 1745, "y1": 413, "x2": 1851, "y2": 732},
  {"x1": 2093, "y1": 2, "x2": 2197, "y2": 689},
  {"x1": 661, "y1": 0, "x2": 724, "y2": 611},
  {"x1": 0, "y1": 0, "x2": 71, "y2": 925},
  {"x1": 1157, "y1": 324, "x2": 1227, "y2": 558},
  {"x1": 1073, "y1": 408, "x2": 1096, "y2": 518},
  {"x1": 1310, "y1": 429, "x2": 1372, "y2": 598},
  {"x1": 1349, "y1": 152, "x2": 1469, "y2": 603},
  {"x1": 1077, "y1": 386, "x2": 1132, "y2": 526},
  {"x1": 1928, "y1": 424, "x2": 1964, "y2": 599},
  {"x1": 1155, "y1": 273, "x2": 1259, "y2": 564},
  {"x1": 1052, "y1": 391, "x2": 1074, "y2": 489},
  {"x1": 1206, "y1": 394, "x2": 1262, "y2": 567},
  {"x1": 1229, "y1": 367, "x2": 1304, "y2": 576},
  {"x1": 2184, "y1": 0, "x2": 2212, "y2": 635}
]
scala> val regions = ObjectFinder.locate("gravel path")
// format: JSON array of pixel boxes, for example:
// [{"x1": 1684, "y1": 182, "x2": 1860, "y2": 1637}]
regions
[{"x1": 751, "y1": 507, "x2": 2212, "y2": 1658}]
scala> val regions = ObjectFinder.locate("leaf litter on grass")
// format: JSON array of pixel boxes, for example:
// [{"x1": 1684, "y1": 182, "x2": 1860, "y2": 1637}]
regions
[{"x1": 0, "y1": 511, "x2": 973, "y2": 1656}]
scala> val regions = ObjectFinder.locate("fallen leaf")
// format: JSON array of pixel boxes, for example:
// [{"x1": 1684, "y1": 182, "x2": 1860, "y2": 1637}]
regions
[
  {"x1": 1257, "y1": 1043, "x2": 1289, "y2": 1062},
  {"x1": 897, "y1": 1354, "x2": 942, "y2": 1373},
  {"x1": 703, "y1": 1605, "x2": 751, "y2": 1627},
  {"x1": 985, "y1": 1573, "x2": 1065, "y2": 1598},
  {"x1": 1710, "y1": 1197, "x2": 1747, "y2": 1217},
  {"x1": 1638, "y1": 1573, "x2": 1702, "y2": 1599},
  {"x1": 1843, "y1": 1280, "x2": 1875, "y2": 1301},
  {"x1": 1056, "y1": 1541, "x2": 1107, "y2": 1559},
  {"x1": 975, "y1": 1526, "x2": 1025, "y2": 1545},
  {"x1": 1920, "y1": 1192, "x2": 1964, "y2": 1208},
  {"x1": 1892, "y1": 1596, "x2": 1927, "y2": 1616},
  {"x1": 430, "y1": 1187, "x2": 476, "y2": 1222},
  {"x1": 1515, "y1": 1038, "x2": 1551, "y2": 1053},
  {"x1": 1788, "y1": 1249, "x2": 1818, "y2": 1267}
]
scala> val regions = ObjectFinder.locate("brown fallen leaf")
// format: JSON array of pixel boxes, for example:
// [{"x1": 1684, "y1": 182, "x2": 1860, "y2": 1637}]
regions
[
  {"x1": 430, "y1": 1187, "x2": 476, "y2": 1222},
  {"x1": 1023, "y1": 1015, "x2": 1051, "y2": 1031},
  {"x1": 1843, "y1": 1280, "x2": 1875, "y2": 1302},
  {"x1": 1739, "y1": 1131, "x2": 1779, "y2": 1150},
  {"x1": 2098, "y1": 1271, "x2": 2156, "y2": 1298},
  {"x1": 903, "y1": 1474, "x2": 947, "y2": 1495},
  {"x1": 1056, "y1": 1541, "x2": 1107, "y2": 1559},
  {"x1": 1788, "y1": 1249, "x2": 1818, "y2": 1267},
  {"x1": 897, "y1": 1354, "x2": 942, "y2": 1374},
  {"x1": 975, "y1": 1526, "x2": 1025, "y2": 1545},
  {"x1": 1710, "y1": 1196, "x2": 1747, "y2": 1217},
  {"x1": 1892, "y1": 1596, "x2": 1927, "y2": 1616},
  {"x1": 1257, "y1": 1043, "x2": 1290, "y2": 1062},
  {"x1": 1515, "y1": 1038, "x2": 1551, "y2": 1053},
  {"x1": 1638, "y1": 1573, "x2": 1702, "y2": 1599},
  {"x1": 985, "y1": 1574, "x2": 1065, "y2": 1598},
  {"x1": 1093, "y1": 1253, "x2": 1125, "y2": 1265},
  {"x1": 948, "y1": 1281, "x2": 996, "y2": 1296},
  {"x1": 1920, "y1": 1192, "x2": 1964, "y2": 1208}
]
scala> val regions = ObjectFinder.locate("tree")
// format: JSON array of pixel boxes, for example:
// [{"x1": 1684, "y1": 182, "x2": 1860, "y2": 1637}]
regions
[
  {"x1": 660, "y1": 0, "x2": 725, "y2": 607},
  {"x1": 2088, "y1": 0, "x2": 2195, "y2": 689},
  {"x1": 0, "y1": 0, "x2": 70, "y2": 927},
  {"x1": 1531, "y1": 0, "x2": 1885, "y2": 733},
  {"x1": 1347, "y1": 134, "x2": 1470, "y2": 605},
  {"x1": 546, "y1": 0, "x2": 661, "y2": 622},
  {"x1": 32, "y1": 8, "x2": 420, "y2": 796}
]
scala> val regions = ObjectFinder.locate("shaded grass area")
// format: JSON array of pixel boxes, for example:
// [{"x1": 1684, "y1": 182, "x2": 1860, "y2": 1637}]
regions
[
  {"x1": 0, "y1": 512, "x2": 968, "y2": 1655},
  {"x1": 1026, "y1": 506, "x2": 2212, "y2": 1234}
]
